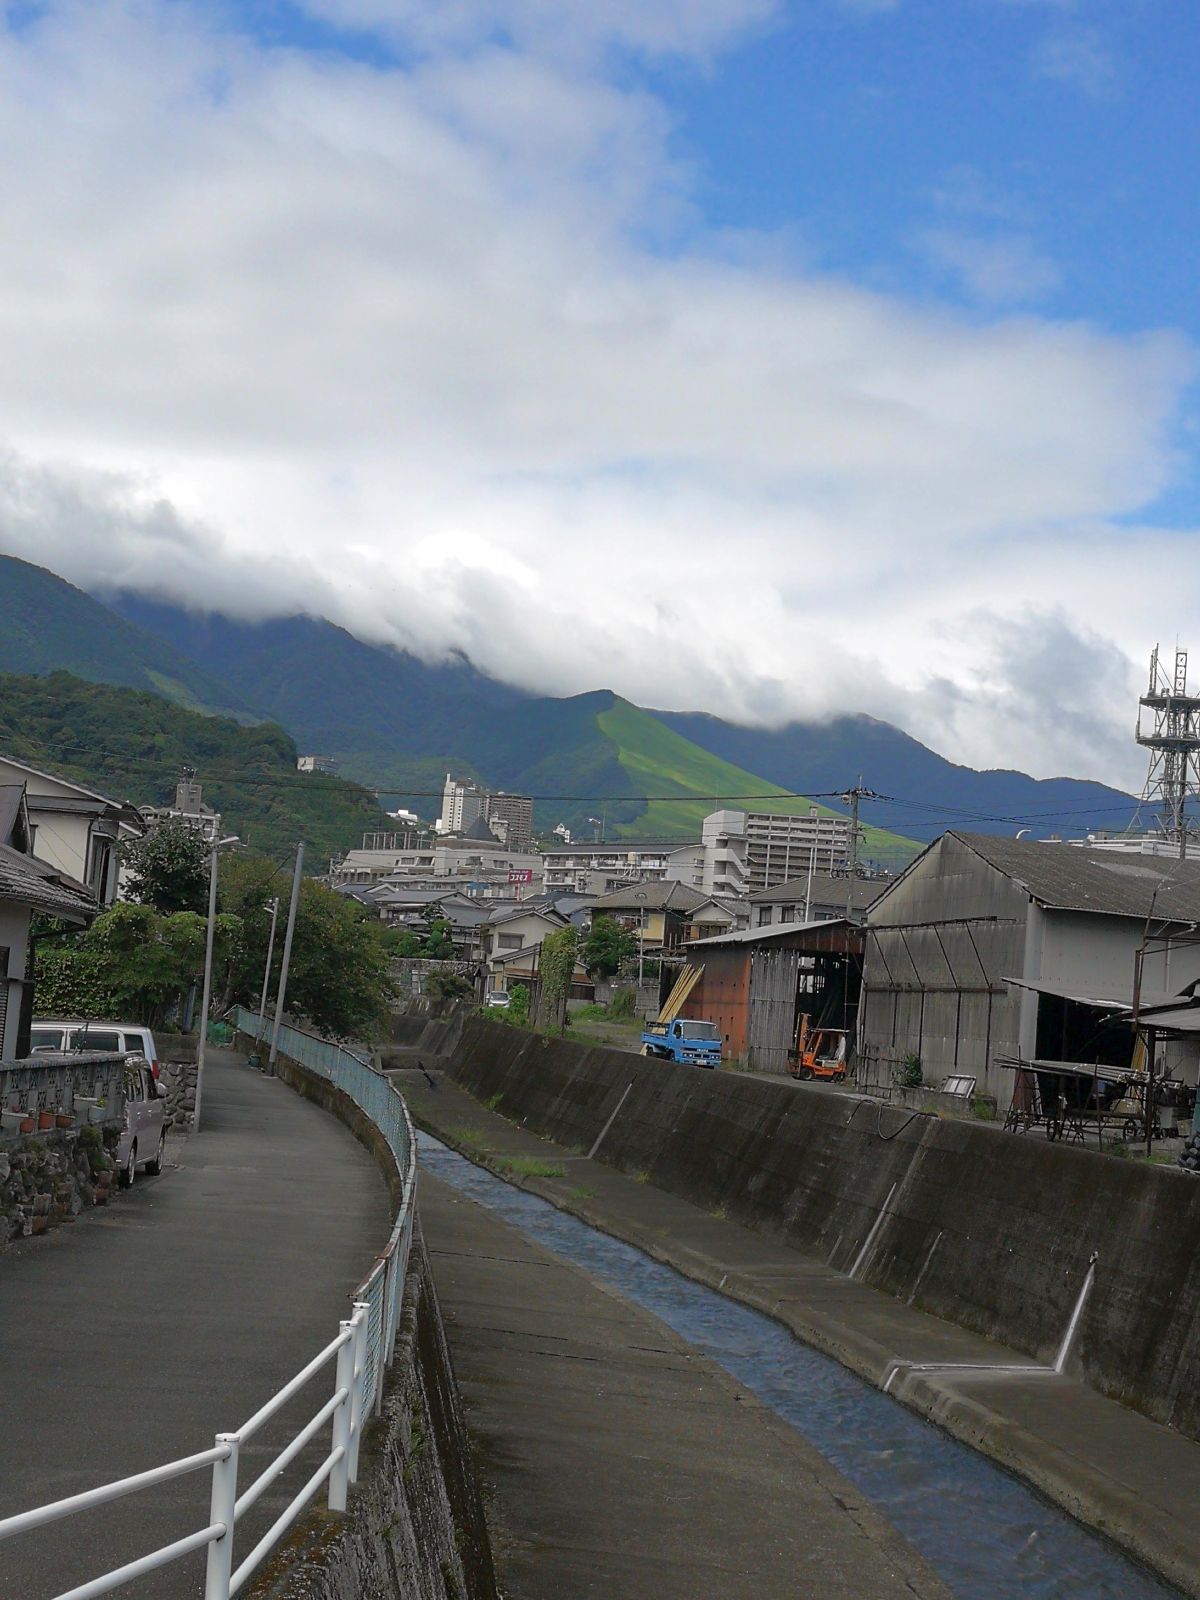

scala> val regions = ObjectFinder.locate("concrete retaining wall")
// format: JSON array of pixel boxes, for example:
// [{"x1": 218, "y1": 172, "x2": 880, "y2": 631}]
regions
[
  {"x1": 444, "y1": 1017, "x2": 1200, "y2": 1441},
  {"x1": 234, "y1": 1035, "x2": 498, "y2": 1600}
]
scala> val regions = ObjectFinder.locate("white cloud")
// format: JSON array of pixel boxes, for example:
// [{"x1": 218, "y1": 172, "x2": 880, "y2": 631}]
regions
[
  {"x1": 919, "y1": 227, "x2": 1061, "y2": 303},
  {"x1": 1033, "y1": 27, "x2": 1118, "y2": 97},
  {"x1": 0, "y1": 0, "x2": 1191, "y2": 792}
]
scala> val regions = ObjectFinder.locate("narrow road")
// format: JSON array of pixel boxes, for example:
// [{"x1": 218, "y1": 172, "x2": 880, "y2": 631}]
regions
[{"x1": 0, "y1": 1048, "x2": 391, "y2": 1600}]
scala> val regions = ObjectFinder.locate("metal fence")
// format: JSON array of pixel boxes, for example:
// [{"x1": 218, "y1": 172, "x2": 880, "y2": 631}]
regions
[{"x1": 0, "y1": 1011, "x2": 417, "y2": 1600}]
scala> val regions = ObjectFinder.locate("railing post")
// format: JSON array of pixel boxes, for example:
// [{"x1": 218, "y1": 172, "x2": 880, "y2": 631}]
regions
[
  {"x1": 377, "y1": 1253, "x2": 398, "y2": 1416},
  {"x1": 328, "y1": 1322, "x2": 356, "y2": 1512},
  {"x1": 348, "y1": 1301, "x2": 370, "y2": 1483},
  {"x1": 204, "y1": 1434, "x2": 239, "y2": 1600}
]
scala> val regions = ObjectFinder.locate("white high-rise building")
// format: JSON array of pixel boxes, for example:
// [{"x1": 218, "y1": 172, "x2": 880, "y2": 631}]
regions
[{"x1": 439, "y1": 773, "x2": 488, "y2": 835}]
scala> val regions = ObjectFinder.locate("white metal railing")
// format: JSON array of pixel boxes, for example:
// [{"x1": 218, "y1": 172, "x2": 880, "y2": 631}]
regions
[{"x1": 0, "y1": 1011, "x2": 417, "y2": 1600}]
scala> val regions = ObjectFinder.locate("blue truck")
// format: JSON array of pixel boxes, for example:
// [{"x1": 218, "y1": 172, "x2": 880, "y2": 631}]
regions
[{"x1": 641, "y1": 1018, "x2": 722, "y2": 1069}]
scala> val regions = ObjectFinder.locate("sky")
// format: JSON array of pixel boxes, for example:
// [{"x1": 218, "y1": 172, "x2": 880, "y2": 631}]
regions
[{"x1": 0, "y1": 0, "x2": 1195, "y2": 790}]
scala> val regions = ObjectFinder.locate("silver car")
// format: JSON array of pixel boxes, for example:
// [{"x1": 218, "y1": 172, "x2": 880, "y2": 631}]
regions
[{"x1": 116, "y1": 1058, "x2": 167, "y2": 1187}]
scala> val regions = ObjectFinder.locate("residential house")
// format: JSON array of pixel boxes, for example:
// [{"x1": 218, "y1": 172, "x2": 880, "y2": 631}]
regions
[
  {"x1": 332, "y1": 820, "x2": 542, "y2": 889},
  {"x1": 588, "y1": 881, "x2": 748, "y2": 955},
  {"x1": 0, "y1": 753, "x2": 144, "y2": 906},
  {"x1": 860, "y1": 831, "x2": 1200, "y2": 1102},
  {"x1": 751, "y1": 872, "x2": 884, "y2": 928},
  {"x1": 0, "y1": 784, "x2": 97, "y2": 1059}
]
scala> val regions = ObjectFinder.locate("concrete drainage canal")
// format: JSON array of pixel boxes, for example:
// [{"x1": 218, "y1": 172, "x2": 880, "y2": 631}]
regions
[{"x1": 417, "y1": 1131, "x2": 1181, "y2": 1600}]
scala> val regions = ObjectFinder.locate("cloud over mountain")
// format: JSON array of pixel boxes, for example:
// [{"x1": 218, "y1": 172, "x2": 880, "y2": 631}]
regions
[{"x1": 0, "y1": 0, "x2": 1191, "y2": 792}]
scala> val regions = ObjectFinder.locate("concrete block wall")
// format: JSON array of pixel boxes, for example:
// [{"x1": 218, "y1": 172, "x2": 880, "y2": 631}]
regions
[{"x1": 446, "y1": 1017, "x2": 1200, "y2": 1442}]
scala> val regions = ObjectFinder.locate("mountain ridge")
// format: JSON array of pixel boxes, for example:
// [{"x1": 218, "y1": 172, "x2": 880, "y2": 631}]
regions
[{"x1": 0, "y1": 555, "x2": 1141, "y2": 856}]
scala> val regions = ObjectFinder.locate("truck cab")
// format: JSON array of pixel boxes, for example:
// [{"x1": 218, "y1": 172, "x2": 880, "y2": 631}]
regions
[{"x1": 641, "y1": 1018, "x2": 722, "y2": 1069}]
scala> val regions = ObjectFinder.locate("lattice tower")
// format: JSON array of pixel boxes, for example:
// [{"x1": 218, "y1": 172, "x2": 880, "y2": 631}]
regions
[{"x1": 1135, "y1": 644, "x2": 1200, "y2": 852}]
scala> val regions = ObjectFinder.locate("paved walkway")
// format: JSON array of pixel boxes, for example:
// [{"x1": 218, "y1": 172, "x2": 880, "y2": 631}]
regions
[
  {"x1": 0, "y1": 1049, "x2": 391, "y2": 1600},
  {"x1": 421, "y1": 1171, "x2": 950, "y2": 1600}
]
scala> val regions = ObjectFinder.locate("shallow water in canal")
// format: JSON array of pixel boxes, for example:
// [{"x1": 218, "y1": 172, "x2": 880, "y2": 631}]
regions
[{"x1": 418, "y1": 1131, "x2": 1182, "y2": 1600}]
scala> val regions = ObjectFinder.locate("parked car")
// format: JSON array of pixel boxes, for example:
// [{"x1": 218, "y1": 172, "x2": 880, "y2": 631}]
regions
[
  {"x1": 484, "y1": 991, "x2": 511, "y2": 1009},
  {"x1": 116, "y1": 1057, "x2": 167, "y2": 1187},
  {"x1": 30, "y1": 1019, "x2": 162, "y2": 1079}
]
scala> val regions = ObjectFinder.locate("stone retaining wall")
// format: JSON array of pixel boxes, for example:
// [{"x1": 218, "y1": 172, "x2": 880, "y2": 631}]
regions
[
  {"x1": 1, "y1": 1126, "x2": 118, "y2": 1248},
  {"x1": 443, "y1": 1015, "x2": 1200, "y2": 1443}
]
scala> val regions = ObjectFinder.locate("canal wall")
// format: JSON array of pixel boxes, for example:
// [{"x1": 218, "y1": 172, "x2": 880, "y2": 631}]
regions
[{"x1": 442, "y1": 1017, "x2": 1200, "y2": 1442}]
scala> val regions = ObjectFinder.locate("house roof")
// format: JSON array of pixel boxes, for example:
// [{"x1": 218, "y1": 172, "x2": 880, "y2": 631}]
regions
[
  {"x1": 689, "y1": 917, "x2": 857, "y2": 948},
  {"x1": 0, "y1": 843, "x2": 96, "y2": 922},
  {"x1": 590, "y1": 880, "x2": 710, "y2": 914},
  {"x1": 951, "y1": 832, "x2": 1200, "y2": 922},
  {"x1": 0, "y1": 785, "x2": 28, "y2": 851},
  {"x1": 541, "y1": 838, "x2": 698, "y2": 857},
  {"x1": 0, "y1": 751, "x2": 134, "y2": 814},
  {"x1": 484, "y1": 904, "x2": 566, "y2": 928},
  {"x1": 750, "y1": 872, "x2": 884, "y2": 913}
]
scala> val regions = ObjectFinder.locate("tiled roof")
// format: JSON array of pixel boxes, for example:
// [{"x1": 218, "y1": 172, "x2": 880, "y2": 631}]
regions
[{"x1": 0, "y1": 844, "x2": 96, "y2": 921}]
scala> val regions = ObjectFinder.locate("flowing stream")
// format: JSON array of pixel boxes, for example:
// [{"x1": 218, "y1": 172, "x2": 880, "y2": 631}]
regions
[{"x1": 418, "y1": 1131, "x2": 1182, "y2": 1600}]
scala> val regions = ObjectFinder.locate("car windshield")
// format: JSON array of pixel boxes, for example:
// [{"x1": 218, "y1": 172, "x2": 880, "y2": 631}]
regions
[{"x1": 681, "y1": 1022, "x2": 718, "y2": 1041}]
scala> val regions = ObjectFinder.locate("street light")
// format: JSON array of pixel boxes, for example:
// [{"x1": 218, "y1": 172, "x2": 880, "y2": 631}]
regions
[
  {"x1": 257, "y1": 896, "x2": 280, "y2": 1047},
  {"x1": 193, "y1": 833, "x2": 240, "y2": 1134}
]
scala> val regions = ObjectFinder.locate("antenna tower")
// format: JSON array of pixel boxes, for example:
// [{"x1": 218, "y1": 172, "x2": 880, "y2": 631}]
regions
[{"x1": 1135, "y1": 644, "x2": 1200, "y2": 859}]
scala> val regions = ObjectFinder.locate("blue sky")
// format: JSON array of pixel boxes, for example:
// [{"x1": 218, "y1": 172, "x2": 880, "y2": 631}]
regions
[{"x1": 0, "y1": 0, "x2": 1193, "y2": 786}]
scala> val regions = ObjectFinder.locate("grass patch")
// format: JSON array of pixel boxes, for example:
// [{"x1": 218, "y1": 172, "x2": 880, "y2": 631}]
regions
[
  {"x1": 453, "y1": 1126, "x2": 491, "y2": 1154},
  {"x1": 570, "y1": 1185, "x2": 597, "y2": 1201},
  {"x1": 708, "y1": 1204, "x2": 728, "y2": 1222},
  {"x1": 631, "y1": 1169, "x2": 650, "y2": 1184},
  {"x1": 502, "y1": 1156, "x2": 566, "y2": 1180},
  {"x1": 482, "y1": 1092, "x2": 504, "y2": 1112}
]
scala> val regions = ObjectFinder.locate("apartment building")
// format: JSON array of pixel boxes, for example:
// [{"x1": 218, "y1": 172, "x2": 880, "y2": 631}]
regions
[
  {"x1": 486, "y1": 792, "x2": 534, "y2": 853},
  {"x1": 744, "y1": 809, "x2": 852, "y2": 892}
]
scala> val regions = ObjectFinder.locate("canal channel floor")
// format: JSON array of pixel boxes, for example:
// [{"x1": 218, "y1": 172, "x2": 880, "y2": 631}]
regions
[{"x1": 397, "y1": 1066, "x2": 1200, "y2": 1599}]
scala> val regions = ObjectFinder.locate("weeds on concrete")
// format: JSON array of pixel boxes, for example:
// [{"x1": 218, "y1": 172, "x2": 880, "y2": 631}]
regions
[
  {"x1": 482, "y1": 1093, "x2": 503, "y2": 1112},
  {"x1": 708, "y1": 1204, "x2": 728, "y2": 1222},
  {"x1": 453, "y1": 1126, "x2": 491, "y2": 1154},
  {"x1": 631, "y1": 1169, "x2": 650, "y2": 1184},
  {"x1": 570, "y1": 1185, "x2": 597, "y2": 1201},
  {"x1": 502, "y1": 1156, "x2": 566, "y2": 1180}
]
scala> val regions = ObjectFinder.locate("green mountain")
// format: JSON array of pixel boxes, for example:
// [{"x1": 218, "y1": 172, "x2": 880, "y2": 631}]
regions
[
  {"x1": 0, "y1": 556, "x2": 253, "y2": 719},
  {"x1": 0, "y1": 558, "x2": 1135, "y2": 863},
  {"x1": 0, "y1": 671, "x2": 390, "y2": 864}
]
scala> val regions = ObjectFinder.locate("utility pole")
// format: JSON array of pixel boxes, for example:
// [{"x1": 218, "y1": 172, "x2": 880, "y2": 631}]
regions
[
  {"x1": 268, "y1": 842, "x2": 305, "y2": 1077},
  {"x1": 194, "y1": 833, "x2": 238, "y2": 1134},
  {"x1": 803, "y1": 805, "x2": 818, "y2": 922},
  {"x1": 839, "y1": 779, "x2": 876, "y2": 920},
  {"x1": 257, "y1": 896, "x2": 280, "y2": 1045}
]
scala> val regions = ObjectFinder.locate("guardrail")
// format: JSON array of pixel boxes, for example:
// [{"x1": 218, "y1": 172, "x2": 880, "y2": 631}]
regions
[{"x1": 0, "y1": 1011, "x2": 417, "y2": 1600}]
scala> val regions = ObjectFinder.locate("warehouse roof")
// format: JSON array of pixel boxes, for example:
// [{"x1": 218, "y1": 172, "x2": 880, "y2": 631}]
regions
[{"x1": 953, "y1": 832, "x2": 1200, "y2": 922}]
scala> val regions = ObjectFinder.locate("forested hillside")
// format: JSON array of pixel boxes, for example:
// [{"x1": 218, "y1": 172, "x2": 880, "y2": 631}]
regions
[
  {"x1": 0, "y1": 556, "x2": 252, "y2": 717},
  {"x1": 0, "y1": 673, "x2": 389, "y2": 863}
]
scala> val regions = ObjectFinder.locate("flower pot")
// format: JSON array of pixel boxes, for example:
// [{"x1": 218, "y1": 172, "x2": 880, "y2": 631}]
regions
[
  {"x1": 56, "y1": 1114, "x2": 75, "y2": 1129},
  {"x1": 37, "y1": 1111, "x2": 54, "y2": 1132},
  {"x1": 31, "y1": 1214, "x2": 48, "y2": 1235},
  {"x1": 18, "y1": 1116, "x2": 34, "y2": 1136}
]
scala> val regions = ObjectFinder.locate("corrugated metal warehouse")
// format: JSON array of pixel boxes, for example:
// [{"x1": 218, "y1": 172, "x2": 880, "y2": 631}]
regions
[
  {"x1": 860, "y1": 832, "x2": 1200, "y2": 1101},
  {"x1": 680, "y1": 921, "x2": 863, "y2": 1074}
]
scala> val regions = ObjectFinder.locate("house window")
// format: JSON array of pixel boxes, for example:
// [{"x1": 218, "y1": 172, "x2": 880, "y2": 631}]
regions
[
  {"x1": 498, "y1": 934, "x2": 524, "y2": 950},
  {"x1": 758, "y1": 906, "x2": 773, "y2": 926}
]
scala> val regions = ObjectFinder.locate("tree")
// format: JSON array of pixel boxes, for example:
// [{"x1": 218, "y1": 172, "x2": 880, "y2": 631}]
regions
[
  {"x1": 536, "y1": 925, "x2": 578, "y2": 1032},
  {"x1": 122, "y1": 819, "x2": 210, "y2": 914},
  {"x1": 33, "y1": 901, "x2": 241, "y2": 1026},
  {"x1": 218, "y1": 852, "x2": 395, "y2": 1041},
  {"x1": 582, "y1": 915, "x2": 636, "y2": 980}
]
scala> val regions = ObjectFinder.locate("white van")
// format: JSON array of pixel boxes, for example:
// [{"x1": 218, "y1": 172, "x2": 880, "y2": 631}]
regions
[{"x1": 30, "y1": 1020, "x2": 162, "y2": 1080}]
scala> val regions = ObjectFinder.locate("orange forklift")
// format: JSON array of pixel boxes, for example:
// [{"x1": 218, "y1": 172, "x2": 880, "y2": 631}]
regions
[{"x1": 787, "y1": 1013, "x2": 849, "y2": 1082}]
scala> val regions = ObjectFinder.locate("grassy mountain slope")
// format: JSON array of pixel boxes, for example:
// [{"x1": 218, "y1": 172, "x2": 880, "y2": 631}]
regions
[
  {"x1": 0, "y1": 556, "x2": 253, "y2": 718},
  {"x1": 656, "y1": 709, "x2": 1139, "y2": 847},
  {"x1": 0, "y1": 672, "x2": 389, "y2": 864},
  {"x1": 599, "y1": 700, "x2": 917, "y2": 863}
]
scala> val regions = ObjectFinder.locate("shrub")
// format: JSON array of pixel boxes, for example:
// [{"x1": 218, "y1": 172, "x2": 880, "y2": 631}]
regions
[{"x1": 893, "y1": 1052, "x2": 923, "y2": 1089}]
